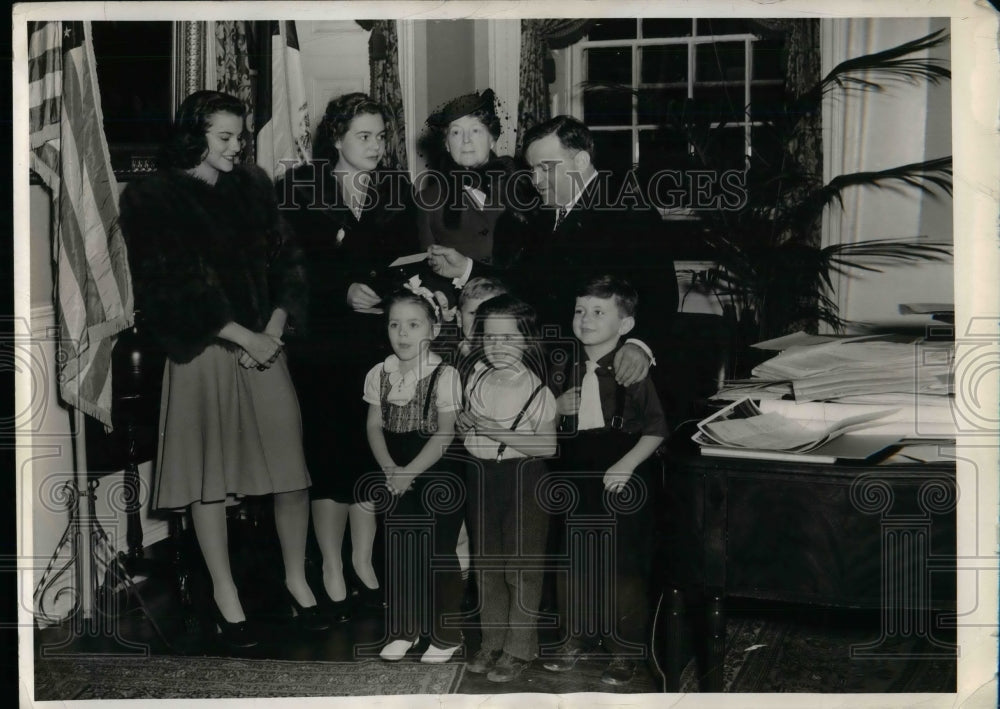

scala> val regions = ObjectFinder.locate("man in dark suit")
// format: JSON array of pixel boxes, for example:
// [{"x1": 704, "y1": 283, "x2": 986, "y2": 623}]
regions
[
  {"x1": 429, "y1": 116, "x2": 679, "y2": 683},
  {"x1": 428, "y1": 115, "x2": 678, "y2": 387}
]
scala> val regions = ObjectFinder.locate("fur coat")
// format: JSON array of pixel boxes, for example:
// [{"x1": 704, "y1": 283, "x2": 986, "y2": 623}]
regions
[{"x1": 119, "y1": 165, "x2": 306, "y2": 364}]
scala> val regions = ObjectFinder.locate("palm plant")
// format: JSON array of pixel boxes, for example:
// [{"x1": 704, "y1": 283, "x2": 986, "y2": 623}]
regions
[{"x1": 585, "y1": 28, "x2": 953, "y2": 369}]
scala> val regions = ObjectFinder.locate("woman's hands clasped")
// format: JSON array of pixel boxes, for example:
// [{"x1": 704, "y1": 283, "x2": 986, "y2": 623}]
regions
[{"x1": 238, "y1": 331, "x2": 284, "y2": 370}]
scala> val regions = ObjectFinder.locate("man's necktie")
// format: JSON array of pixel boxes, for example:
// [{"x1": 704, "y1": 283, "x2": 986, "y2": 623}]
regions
[
  {"x1": 577, "y1": 360, "x2": 605, "y2": 430},
  {"x1": 553, "y1": 207, "x2": 567, "y2": 231}
]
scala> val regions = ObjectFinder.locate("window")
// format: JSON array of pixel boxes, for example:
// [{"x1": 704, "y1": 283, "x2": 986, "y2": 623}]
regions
[{"x1": 574, "y1": 18, "x2": 786, "y2": 193}]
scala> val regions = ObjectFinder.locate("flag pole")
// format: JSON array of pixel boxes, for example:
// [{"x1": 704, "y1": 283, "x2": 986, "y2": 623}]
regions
[{"x1": 69, "y1": 405, "x2": 94, "y2": 622}]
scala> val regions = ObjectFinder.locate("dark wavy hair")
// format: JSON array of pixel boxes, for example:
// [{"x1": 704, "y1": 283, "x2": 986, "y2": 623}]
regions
[
  {"x1": 160, "y1": 90, "x2": 246, "y2": 169},
  {"x1": 468, "y1": 293, "x2": 547, "y2": 382},
  {"x1": 578, "y1": 275, "x2": 638, "y2": 317},
  {"x1": 312, "y1": 93, "x2": 393, "y2": 166},
  {"x1": 521, "y1": 114, "x2": 595, "y2": 161}
]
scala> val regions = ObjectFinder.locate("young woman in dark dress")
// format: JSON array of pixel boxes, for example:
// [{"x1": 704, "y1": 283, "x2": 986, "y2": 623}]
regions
[
  {"x1": 278, "y1": 93, "x2": 419, "y2": 618},
  {"x1": 120, "y1": 90, "x2": 326, "y2": 647}
]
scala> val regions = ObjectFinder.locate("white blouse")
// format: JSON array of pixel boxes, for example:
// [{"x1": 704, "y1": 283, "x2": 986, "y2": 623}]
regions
[{"x1": 363, "y1": 353, "x2": 462, "y2": 412}]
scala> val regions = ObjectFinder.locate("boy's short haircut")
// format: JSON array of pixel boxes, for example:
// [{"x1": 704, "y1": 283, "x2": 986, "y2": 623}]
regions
[
  {"x1": 460, "y1": 276, "x2": 509, "y2": 306},
  {"x1": 578, "y1": 275, "x2": 638, "y2": 318}
]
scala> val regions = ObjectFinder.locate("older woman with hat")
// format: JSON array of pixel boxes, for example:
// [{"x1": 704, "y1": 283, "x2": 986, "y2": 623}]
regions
[{"x1": 417, "y1": 88, "x2": 536, "y2": 274}]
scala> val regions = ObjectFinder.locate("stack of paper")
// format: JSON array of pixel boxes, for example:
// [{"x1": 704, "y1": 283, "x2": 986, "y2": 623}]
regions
[
  {"x1": 711, "y1": 333, "x2": 956, "y2": 438},
  {"x1": 692, "y1": 398, "x2": 901, "y2": 463},
  {"x1": 749, "y1": 337, "x2": 952, "y2": 401}
]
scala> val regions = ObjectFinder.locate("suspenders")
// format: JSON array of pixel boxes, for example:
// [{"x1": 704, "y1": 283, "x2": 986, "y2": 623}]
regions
[
  {"x1": 567, "y1": 361, "x2": 627, "y2": 432},
  {"x1": 420, "y1": 363, "x2": 445, "y2": 428},
  {"x1": 495, "y1": 383, "x2": 545, "y2": 463},
  {"x1": 466, "y1": 367, "x2": 546, "y2": 463}
]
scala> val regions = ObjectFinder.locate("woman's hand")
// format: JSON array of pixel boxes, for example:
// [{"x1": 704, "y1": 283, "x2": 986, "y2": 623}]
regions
[
  {"x1": 242, "y1": 331, "x2": 283, "y2": 369},
  {"x1": 347, "y1": 282, "x2": 381, "y2": 311},
  {"x1": 556, "y1": 387, "x2": 581, "y2": 416},
  {"x1": 613, "y1": 343, "x2": 651, "y2": 387},
  {"x1": 427, "y1": 245, "x2": 471, "y2": 280},
  {"x1": 237, "y1": 351, "x2": 258, "y2": 369}
]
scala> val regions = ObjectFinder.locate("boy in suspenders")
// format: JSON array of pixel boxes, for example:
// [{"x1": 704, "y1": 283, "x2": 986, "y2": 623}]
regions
[{"x1": 544, "y1": 275, "x2": 668, "y2": 686}]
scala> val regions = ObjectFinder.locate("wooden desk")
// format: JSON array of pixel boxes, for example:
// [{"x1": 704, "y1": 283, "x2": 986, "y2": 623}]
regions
[{"x1": 659, "y1": 452, "x2": 957, "y2": 692}]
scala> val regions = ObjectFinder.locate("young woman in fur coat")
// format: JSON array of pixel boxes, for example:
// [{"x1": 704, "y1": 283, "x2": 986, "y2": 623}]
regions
[{"x1": 119, "y1": 90, "x2": 327, "y2": 647}]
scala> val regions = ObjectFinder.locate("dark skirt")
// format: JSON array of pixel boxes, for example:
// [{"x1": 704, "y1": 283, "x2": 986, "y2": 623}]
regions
[{"x1": 287, "y1": 310, "x2": 388, "y2": 504}]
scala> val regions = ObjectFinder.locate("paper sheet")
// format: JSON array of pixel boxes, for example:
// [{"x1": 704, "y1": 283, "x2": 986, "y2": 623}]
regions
[{"x1": 388, "y1": 252, "x2": 428, "y2": 268}]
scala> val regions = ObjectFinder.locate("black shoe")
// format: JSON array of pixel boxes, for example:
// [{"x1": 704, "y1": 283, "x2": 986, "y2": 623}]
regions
[
  {"x1": 315, "y1": 585, "x2": 353, "y2": 623},
  {"x1": 600, "y1": 657, "x2": 636, "y2": 686},
  {"x1": 354, "y1": 583, "x2": 386, "y2": 610},
  {"x1": 284, "y1": 588, "x2": 331, "y2": 632},
  {"x1": 466, "y1": 648, "x2": 502, "y2": 674},
  {"x1": 208, "y1": 601, "x2": 258, "y2": 649},
  {"x1": 541, "y1": 641, "x2": 589, "y2": 672},
  {"x1": 486, "y1": 652, "x2": 531, "y2": 683},
  {"x1": 460, "y1": 575, "x2": 480, "y2": 614}
]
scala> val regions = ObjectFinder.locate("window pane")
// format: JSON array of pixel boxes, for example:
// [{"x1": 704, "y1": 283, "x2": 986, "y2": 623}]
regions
[
  {"x1": 696, "y1": 41, "x2": 746, "y2": 82},
  {"x1": 639, "y1": 128, "x2": 689, "y2": 173},
  {"x1": 586, "y1": 47, "x2": 632, "y2": 84},
  {"x1": 696, "y1": 19, "x2": 757, "y2": 37},
  {"x1": 640, "y1": 44, "x2": 688, "y2": 84},
  {"x1": 750, "y1": 124, "x2": 785, "y2": 171},
  {"x1": 693, "y1": 84, "x2": 747, "y2": 125},
  {"x1": 583, "y1": 89, "x2": 633, "y2": 127},
  {"x1": 637, "y1": 87, "x2": 688, "y2": 126},
  {"x1": 703, "y1": 126, "x2": 748, "y2": 171},
  {"x1": 590, "y1": 130, "x2": 635, "y2": 180},
  {"x1": 586, "y1": 19, "x2": 638, "y2": 40},
  {"x1": 753, "y1": 38, "x2": 785, "y2": 80},
  {"x1": 584, "y1": 48, "x2": 633, "y2": 126},
  {"x1": 642, "y1": 18, "x2": 693, "y2": 38},
  {"x1": 750, "y1": 83, "x2": 786, "y2": 124}
]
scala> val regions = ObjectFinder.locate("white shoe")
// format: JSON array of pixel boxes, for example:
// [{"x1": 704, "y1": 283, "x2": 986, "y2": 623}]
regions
[
  {"x1": 380, "y1": 638, "x2": 417, "y2": 661},
  {"x1": 420, "y1": 642, "x2": 462, "y2": 664}
]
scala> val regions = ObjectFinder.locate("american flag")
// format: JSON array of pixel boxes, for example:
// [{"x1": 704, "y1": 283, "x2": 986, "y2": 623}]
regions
[
  {"x1": 29, "y1": 20, "x2": 134, "y2": 428},
  {"x1": 255, "y1": 20, "x2": 311, "y2": 180}
]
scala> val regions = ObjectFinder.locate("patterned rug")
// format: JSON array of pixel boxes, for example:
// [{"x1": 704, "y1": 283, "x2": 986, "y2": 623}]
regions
[
  {"x1": 33, "y1": 655, "x2": 466, "y2": 700},
  {"x1": 679, "y1": 616, "x2": 957, "y2": 693}
]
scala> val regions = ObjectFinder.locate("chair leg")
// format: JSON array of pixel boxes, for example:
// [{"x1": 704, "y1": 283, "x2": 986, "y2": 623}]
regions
[
  {"x1": 662, "y1": 586, "x2": 686, "y2": 692},
  {"x1": 704, "y1": 590, "x2": 726, "y2": 692}
]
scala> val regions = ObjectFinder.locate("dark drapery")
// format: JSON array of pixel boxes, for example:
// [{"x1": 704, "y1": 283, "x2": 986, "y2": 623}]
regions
[
  {"x1": 215, "y1": 20, "x2": 256, "y2": 164},
  {"x1": 365, "y1": 20, "x2": 408, "y2": 172},
  {"x1": 752, "y1": 19, "x2": 822, "y2": 246},
  {"x1": 517, "y1": 20, "x2": 592, "y2": 152}
]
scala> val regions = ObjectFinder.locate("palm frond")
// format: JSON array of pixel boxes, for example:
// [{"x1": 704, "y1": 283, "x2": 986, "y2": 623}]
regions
[
  {"x1": 791, "y1": 157, "x2": 952, "y2": 227},
  {"x1": 810, "y1": 29, "x2": 950, "y2": 99},
  {"x1": 824, "y1": 238, "x2": 952, "y2": 274}
]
